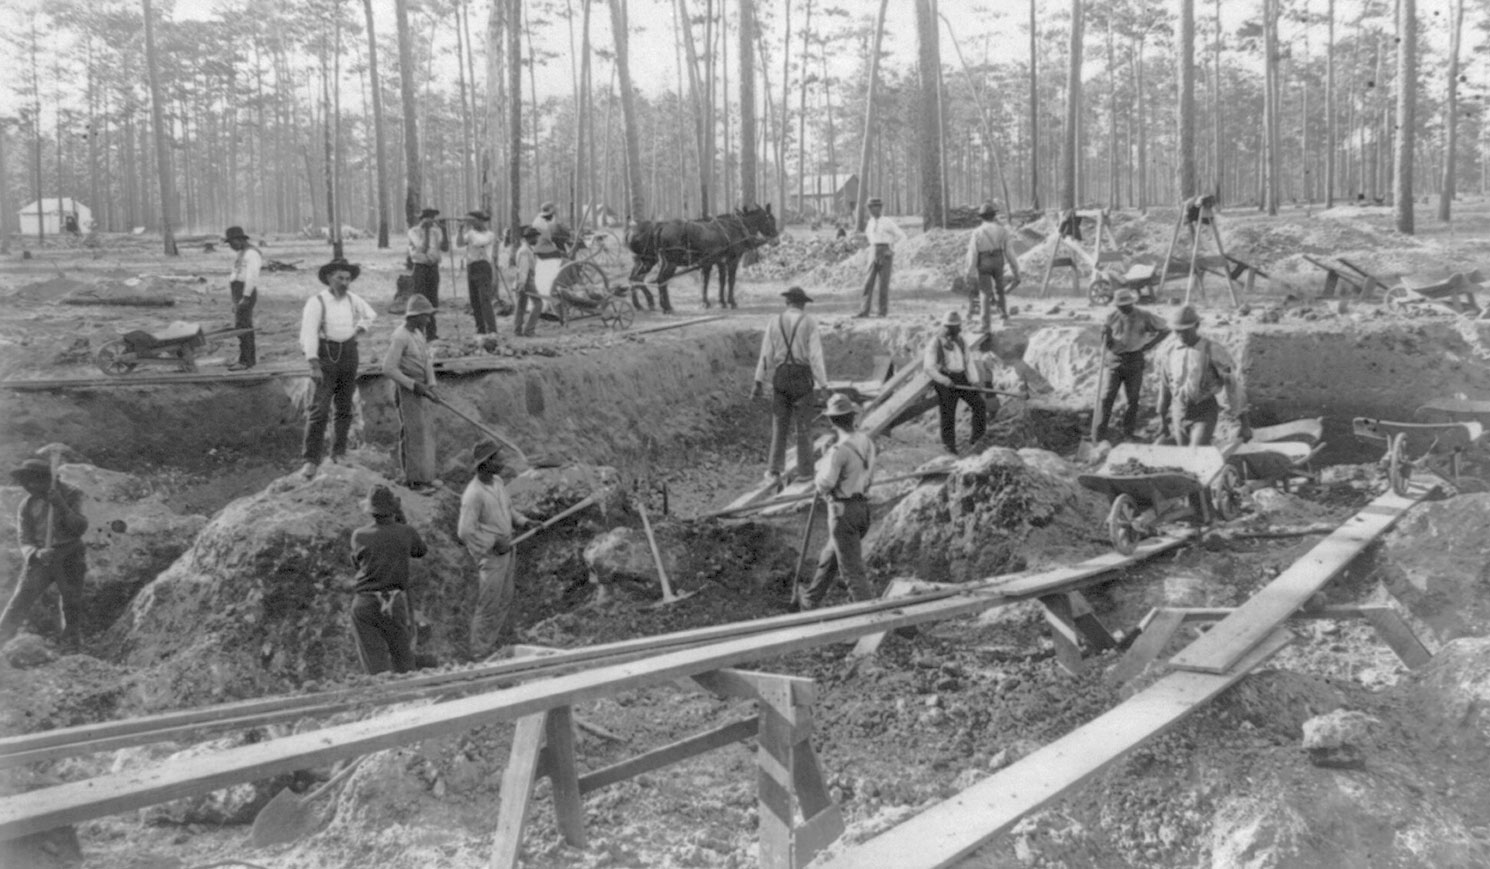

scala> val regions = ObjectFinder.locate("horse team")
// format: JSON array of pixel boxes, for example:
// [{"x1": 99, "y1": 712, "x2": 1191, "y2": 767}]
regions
[{"x1": 625, "y1": 204, "x2": 779, "y2": 312}]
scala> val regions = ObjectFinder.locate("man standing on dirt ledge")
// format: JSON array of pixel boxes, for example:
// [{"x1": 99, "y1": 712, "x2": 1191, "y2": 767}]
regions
[
  {"x1": 856, "y1": 197, "x2": 907, "y2": 318},
  {"x1": 300, "y1": 258, "x2": 377, "y2": 480},
  {"x1": 1155, "y1": 305, "x2": 1249, "y2": 447},
  {"x1": 223, "y1": 226, "x2": 260, "y2": 370},
  {"x1": 964, "y1": 201, "x2": 1021, "y2": 331},
  {"x1": 753, "y1": 286, "x2": 828, "y2": 488},
  {"x1": 798, "y1": 394, "x2": 877, "y2": 610},
  {"x1": 0, "y1": 458, "x2": 89, "y2": 648},
  {"x1": 458, "y1": 440, "x2": 538, "y2": 659},
  {"x1": 925, "y1": 311, "x2": 986, "y2": 455},
  {"x1": 347, "y1": 484, "x2": 426, "y2": 674},
  {"x1": 383, "y1": 295, "x2": 441, "y2": 493},
  {"x1": 407, "y1": 208, "x2": 447, "y2": 339},
  {"x1": 1095, "y1": 288, "x2": 1169, "y2": 443}
]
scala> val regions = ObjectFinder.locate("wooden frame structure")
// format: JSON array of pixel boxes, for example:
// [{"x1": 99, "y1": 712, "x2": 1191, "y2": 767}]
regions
[
  {"x1": 1038, "y1": 210, "x2": 1119, "y2": 299},
  {"x1": 1158, "y1": 203, "x2": 1242, "y2": 307}
]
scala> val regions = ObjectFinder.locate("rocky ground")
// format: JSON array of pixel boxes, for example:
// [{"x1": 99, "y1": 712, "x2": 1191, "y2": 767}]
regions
[{"x1": 2, "y1": 200, "x2": 1490, "y2": 868}]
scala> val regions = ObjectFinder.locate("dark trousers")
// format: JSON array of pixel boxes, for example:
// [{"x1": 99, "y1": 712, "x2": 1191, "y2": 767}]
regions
[
  {"x1": 970, "y1": 271, "x2": 1007, "y2": 332},
  {"x1": 1172, "y1": 395, "x2": 1221, "y2": 447},
  {"x1": 467, "y1": 261, "x2": 496, "y2": 334},
  {"x1": 303, "y1": 339, "x2": 360, "y2": 464},
  {"x1": 1098, "y1": 352, "x2": 1147, "y2": 439},
  {"x1": 859, "y1": 247, "x2": 893, "y2": 315},
  {"x1": 412, "y1": 263, "x2": 441, "y2": 338},
  {"x1": 768, "y1": 389, "x2": 815, "y2": 479},
  {"x1": 0, "y1": 544, "x2": 87, "y2": 645},
  {"x1": 513, "y1": 274, "x2": 539, "y2": 336},
  {"x1": 801, "y1": 499, "x2": 873, "y2": 608},
  {"x1": 934, "y1": 371, "x2": 986, "y2": 452},
  {"x1": 229, "y1": 281, "x2": 256, "y2": 366},
  {"x1": 350, "y1": 589, "x2": 415, "y2": 675}
]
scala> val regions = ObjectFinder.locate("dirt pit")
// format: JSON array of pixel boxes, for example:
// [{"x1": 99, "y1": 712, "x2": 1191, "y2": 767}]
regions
[{"x1": 4, "y1": 202, "x2": 1490, "y2": 868}]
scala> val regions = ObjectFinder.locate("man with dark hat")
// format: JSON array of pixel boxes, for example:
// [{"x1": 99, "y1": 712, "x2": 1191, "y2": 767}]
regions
[
  {"x1": 383, "y1": 295, "x2": 441, "y2": 492},
  {"x1": 512, "y1": 226, "x2": 544, "y2": 337},
  {"x1": 299, "y1": 258, "x2": 377, "y2": 479},
  {"x1": 347, "y1": 484, "x2": 426, "y2": 675},
  {"x1": 857, "y1": 196, "x2": 907, "y2": 318},
  {"x1": 1155, "y1": 305, "x2": 1248, "y2": 447},
  {"x1": 463, "y1": 210, "x2": 499, "y2": 334},
  {"x1": 798, "y1": 394, "x2": 877, "y2": 610},
  {"x1": 531, "y1": 201, "x2": 566, "y2": 258},
  {"x1": 964, "y1": 201, "x2": 1021, "y2": 331},
  {"x1": 457, "y1": 439, "x2": 537, "y2": 659},
  {"x1": 407, "y1": 208, "x2": 448, "y2": 339},
  {"x1": 223, "y1": 226, "x2": 261, "y2": 370},
  {"x1": 752, "y1": 286, "x2": 828, "y2": 487},
  {"x1": 0, "y1": 458, "x2": 90, "y2": 647},
  {"x1": 924, "y1": 310, "x2": 986, "y2": 455},
  {"x1": 1095, "y1": 288, "x2": 1169, "y2": 443}
]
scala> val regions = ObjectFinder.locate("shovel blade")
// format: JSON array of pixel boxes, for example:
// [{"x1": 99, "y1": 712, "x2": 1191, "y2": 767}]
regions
[
  {"x1": 251, "y1": 787, "x2": 318, "y2": 848},
  {"x1": 648, "y1": 589, "x2": 698, "y2": 609}
]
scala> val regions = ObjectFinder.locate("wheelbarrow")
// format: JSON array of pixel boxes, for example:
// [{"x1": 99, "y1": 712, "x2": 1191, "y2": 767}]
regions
[
  {"x1": 1353, "y1": 417, "x2": 1486, "y2": 496},
  {"x1": 1077, "y1": 443, "x2": 1241, "y2": 554},
  {"x1": 1227, "y1": 417, "x2": 1325, "y2": 493},
  {"x1": 95, "y1": 321, "x2": 255, "y2": 376}
]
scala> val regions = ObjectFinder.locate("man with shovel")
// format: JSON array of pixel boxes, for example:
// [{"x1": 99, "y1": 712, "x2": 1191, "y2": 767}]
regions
[
  {"x1": 797, "y1": 395, "x2": 877, "y2": 611},
  {"x1": 924, "y1": 311, "x2": 986, "y2": 455},
  {"x1": 457, "y1": 440, "x2": 538, "y2": 659},
  {"x1": 1095, "y1": 288, "x2": 1168, "y2": 444},
  {"x1": 347, "y1": 484, "x2": 426, "y2": 674},
  {"x1": 382, "y1": 295, "x2": 441, "y2": 493},
  {"x1": 1155, "y1": 305, "x2": 1249, "y2": 447},
  {"x1": 0, "y1": 458, "x2": 89, "y2": 647}
]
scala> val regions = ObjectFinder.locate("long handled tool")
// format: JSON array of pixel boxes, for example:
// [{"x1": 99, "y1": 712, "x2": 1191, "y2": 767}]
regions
[
  {"x1": 951, "y1": 383, "x2": 1030, "y2": 399},
  {"x1": 790, "y1": 495, "x2": 822, "y2": 609},
  {"x1": 511, "y1": 494, "x2": 598, "y2": 547},
  {"x1": 429, "y1": 394, "x2": 529, "y2": 467},
  {"x1": 635, "y1": 498, "x2": 695, "y2": 608},
  {"x1": 251, "y1": 755, "x2": 368, "y2": 847},
  {"x1": 702, "y1": 468, "x2": 950, "y2": 520}
]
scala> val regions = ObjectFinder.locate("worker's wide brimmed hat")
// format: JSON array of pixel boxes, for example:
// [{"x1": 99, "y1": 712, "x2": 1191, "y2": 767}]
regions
[
  {"x1": 363, "y1": 484, "x2": 401, "y2": 516},
  {"x1": 466, "y1": 210, "x2": 490, "y2": 221},
  {"x1": 942, "y1": 310, "x2": 963, "y2": 327},
  {"x1": 418, "y1": 208, "x2": 441, "y2": 220},
  {"x1": 820, "y1": 393, "x2": 860, "y2": 418},
  {"x1": 1113, "y1": 288, "x2": 1139, "y2": 306},
  {"x1": 978, "y1": 201, "x2": 999, "y2": 218},
  {"x1": 781, "y1": 286, "x2": 813, "y2": 305},
  {"x1": 404, "y1": 295, "x2": 435, "y2": 318},
  {"x1": 1168, "y1": 304, "x2": 1202, "y2": 329},
  {"x1": 539, "y1": 201, "x2": 557, "y2": 216},
  {"x1": 866, "y1": 197, "x2": 884, "y2": 207},
  {"x1": 472, "y1": 438, "x2": 502, "y2": 467},
  {"x1": 223, "y1": 225, "x2": 250, "y2": 242},
  {"x1": 318, "y1": 258, "x2": 361, "y2": 285},
  {"x1": 10, "y1": 457, "x2": 51, "y2": 483}
]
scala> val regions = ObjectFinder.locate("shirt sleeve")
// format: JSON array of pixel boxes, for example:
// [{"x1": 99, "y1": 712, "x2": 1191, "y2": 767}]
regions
[
  {"x1": 807, "y1": 318, "x2": 827, "y2": 389},
  {"x1": 815, "y1": 442, "x2": 847, "y2": 495},
  {"x1": 457, "y1": 487, "x2": 481, "y2": 549},
  {"x1": 244, "y1": 249, "x2": 262, "y2": 290},
  {"x1": 754, "y1": 322, "x2": 773, "y2": 384},
  {"x1": 406, "y1": 228, "x2": 419, "y2": 259},
  {"x1": 965, "y1": 231, "x2": 979, "y2": 273},
  {"x1": 17, "y1": 500, "x2": 37, "y2": 556},
  {"x1": 383, "y1": 329, "x2": 415, "y2": 390},
  {"x1": 923, "y1": 338, "x2": 946, "y2": 382},
  {"x1": 353, "y1": 293, "x2": 377, "y2": 333},
  {"x1": 1210, "y1": 341, "x2": 1246, "y2": 414},
  {"x1": 300, "y1": 295, "x2": 322, "y2": 360}
]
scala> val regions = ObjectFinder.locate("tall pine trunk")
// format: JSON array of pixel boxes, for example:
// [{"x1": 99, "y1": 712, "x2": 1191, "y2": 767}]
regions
[
  {"x1": 1177, "y1": 0, "x2": 1195, "y2": 199},
  {"x1": 1393, "y1": 0, "x2": 1415, "y2": 233},
  {"x1": 915, "y1": 0, "x2": 943, "y2": 227},
  {"x1": 1028, "y1": 0, "x2": 1038, "y2": 210},
  {"x1": 1060, "y1": 0, "x2": 1082, "y2": 211},
  {"x1": 853, "y1": 0, "x2": 890, "y2": 229},
  {"x1": 394, "y1": 0, "x2": 421, "y2": 225},
  {"x1": 362, "y1": 0, "x2": 390, "y2": 247},
  {"x1": 738, "y1": 0, "x2": 756, "y2": 207},
  {"x1": 1263, "y1": 0, "x2": 1281, "y2": 215},
  {"x1": 141, "y1": 0, "x2": 177, "y2": 255},
  {"x1": 508, "y1": 0, "x2": 522, "y2": 234},
  {"x1": 1436, "y1": 0, "x2": 1463, "y2": 222},
  {"x1": 608, "y1": 0, "x2": 646, "y2": 218}
]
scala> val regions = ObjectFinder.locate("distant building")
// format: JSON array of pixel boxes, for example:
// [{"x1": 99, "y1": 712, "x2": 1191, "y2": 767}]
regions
[
  {"x1": 19, "y1": 198, "x2": 93, "y2": 236},
  {"x1": 793, "y1": 173, "x2": 858, "y2": 219}
]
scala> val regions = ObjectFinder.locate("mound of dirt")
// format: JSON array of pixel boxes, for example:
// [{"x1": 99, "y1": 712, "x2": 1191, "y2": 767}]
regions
[{"x1": 1374, "y1": 494, "x2": 1490, "y2": 645}]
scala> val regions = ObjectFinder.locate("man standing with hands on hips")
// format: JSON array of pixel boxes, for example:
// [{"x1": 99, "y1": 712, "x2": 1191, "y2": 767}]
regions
[
  {"x1": 856, "y1": 196, "x2": 907, "y2": 318},
  {"x1": 299, "y1": 258, "x2": 377, "y2": 480},
  {"x1": 407, "y1": 208, "x2": 447, "y2": 339}
]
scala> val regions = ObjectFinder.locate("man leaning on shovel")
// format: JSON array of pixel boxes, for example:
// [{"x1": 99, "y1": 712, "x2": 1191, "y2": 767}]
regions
[
  {"x1": 796, "y1": 394, "x2": 877, "y2": 611},
  {"x1": 457, "y1": 439, "x2": 538, "y2": 659}
]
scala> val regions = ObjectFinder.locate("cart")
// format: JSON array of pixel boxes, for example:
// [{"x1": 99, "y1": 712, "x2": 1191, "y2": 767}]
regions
[
  {"x1": 1352, "y1": 417, "x2": 1485, "y2": 496},
  {"x1": 1227, "y1": 417, "x2": 1325, "y2": 493},
  {"x1": 523, "y1": 259, "x2": 635, "y2": 331},
  {"x1": 1381, "y1": 270, "x2": 1485, "y2": 319},
  {"x1": 95, "y1": 322, "x2": 255, "y2": 376},
  {"x1": 1077, "y1": 443, "x2": 1242, "y2": 554}
]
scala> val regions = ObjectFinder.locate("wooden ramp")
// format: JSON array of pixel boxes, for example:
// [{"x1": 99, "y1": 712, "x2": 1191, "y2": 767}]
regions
[{"x1": 814, "y1": 630, "x2": 1292, "y2": 869}]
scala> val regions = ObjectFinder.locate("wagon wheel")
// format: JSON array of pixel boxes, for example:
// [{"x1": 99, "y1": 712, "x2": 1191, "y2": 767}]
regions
[
  {"x1": 553, "y1": 260, "x2": 609, "y2": 304},
  {"x1": 1088, "y1": 277, "x2": 1114, "y2": 306},
  {"x1": 95, "y1": 339, "x2": 137, "y2": 376},
  {"x1": 1210, "y1": 463, "x2": 1246, "y2": 521},
  {"x1": 1383, "y1": 285, "x2": 1411, "y2": 313},
  {"x1": 1107, "y1": 493, "x2": 1142, "y2": 555},
  {"x1": 600, "y1": 295, "x2": 635, "y2": 330},
  {"x1": 1387, "y1": 433, "x2": 1412, "y2": 497}
]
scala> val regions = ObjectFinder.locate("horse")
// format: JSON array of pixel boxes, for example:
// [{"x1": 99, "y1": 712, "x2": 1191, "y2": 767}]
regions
[{"x1": 627, "y1": 204, "x2": 779, "y2": 312}]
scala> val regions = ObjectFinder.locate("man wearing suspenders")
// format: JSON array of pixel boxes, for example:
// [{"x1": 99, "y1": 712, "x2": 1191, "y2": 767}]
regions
[
  {"x1": 798, "y1": 394, "x2": 877, "y2": 610},
  {"x1": 299, "y1": 258, "x2": 377, "y2": 479},
  {"x1": 751, "y1": 287, "x2": 828, "y2": 487}
]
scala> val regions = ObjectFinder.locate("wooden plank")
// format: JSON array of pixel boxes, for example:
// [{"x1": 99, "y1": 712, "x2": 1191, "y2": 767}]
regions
[
  {"x1": 1108, "y1": 608, "x2": 1188, "y2": 685},
  {"x1": 1039, "y1": 594, "x2": 1085, "y2": 676},
  {"x1": 1169, "y1": 483, "x2": 1428, "y2": 674},
  {"x1": 1360, "y1": 607, "x2": 1434, "y2": 669},
  {"x1": 490, "y1": 713, "x2": 548, "y2": 869},
  {"x1": 691, "y1": 669, "x2": 814, "y2": 702},
  {"x1": 793, "y1": 804, "x2": 847, "y2": 868},
  {"x1": 815, "y1": 629, "x2": 1293, "y2": 869},
  {"x1": 544, "y1": 707, "x2": 587, "y2": 848},
  {"x1": 576, "y1": 717, "x2": 758, "y2": 795},
  {"x1": 850, "y1": 579, "x2": 919, "y2": 658}
]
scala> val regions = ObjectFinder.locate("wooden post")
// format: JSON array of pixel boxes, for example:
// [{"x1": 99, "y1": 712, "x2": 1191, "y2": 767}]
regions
[
  {"x1": 1206, "y1": 217, "x2": 1242, "y2": 307},
  {"x1": 754, "y1": 674, "x2": 844, "y2": 869},
  {"x1": 1184, "y1": 215, "x2": 1205, "y2": 304},
  {"x1": 490, "y1": 706, "x2": 586, "y2": 868},
  {"x1": 1159, "y1": 209, "x2": 1185, "y2": 295},
  {"x1": 1038, "y1": 235, "x2": 1064, "y2": 298},
  {"x1": 1039, "y1": 593, "x2": 1085, "y2": 676}
]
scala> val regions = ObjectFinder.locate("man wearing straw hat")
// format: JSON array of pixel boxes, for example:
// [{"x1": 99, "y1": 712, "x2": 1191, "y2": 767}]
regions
[
  {"x1": 300, "y1": 258, "x2": 377, "y2": 479},
  {"x1": 347, "y1": 484, "x2": 426, "y2": 674},
  {"x1": 1095, "y1": 288, "x2": 1168, "y2": 443},
  {"x1": 457, "y1": 439, "x2": 538, "y2": 659},
  {"x1": 856, "y1": 196, "x2": 906, "y2": 318},
  {"x1": 964, "y1": 201, "x2": 1021, "y2": 331},
  {"x1": 798, "y1": 394, "x2": 877, "y2": 610},
  {"x1": 924, "y1": 310, "x2": 986, "y2": 455},
  {"x1": 223, "y1": 225, "x2": 261, "y2": 370},
  {"x1": 463, "y1": 210, "x2": 499, "y2": 335},
  {"x1": 383, "y1": 295, "x2": 441, "y2": 493},
  {"x1": 0, "y1": 457, "x2": 89, "y2": 647},
  {"x1": 1155, "y1": 305, "x2": 1249, "y2": 447},
  {"x1": 752, "y1": 286, "x2": 828, "y2": 487},
  {"x1": 407, "y1": 208, "x2": 448, "y2": 339}
]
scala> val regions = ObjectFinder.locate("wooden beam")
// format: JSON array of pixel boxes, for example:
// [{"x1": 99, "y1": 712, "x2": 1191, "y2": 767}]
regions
[
  {"x1": 691, "y1": 669, "x2": 816, "y2": 704},
  {"x1": 490, "y1": 713, "x2": 548, "y2": 869},
  {"x1": 815, "y1": 630, "x2": 1293, "y2": 869},
  {"x1": 1108, "y1": 608, "x2": 1188, "y2": 685},
  {"x1": 576, "y1": 717, "x2": 758, "y2": 795},
  {"x1": 1169, "y1": 483, "x2": 1429, "y2": 674}
]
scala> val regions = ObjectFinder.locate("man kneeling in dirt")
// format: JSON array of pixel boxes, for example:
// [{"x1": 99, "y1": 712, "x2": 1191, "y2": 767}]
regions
[
  {"x1": 347, "y1": 484, "x2": 426, "y2": 674},
  {"x1": 797, "y1": 395, "x2": 877, "y2": 611},
  {"x1": 457, "y1": 440, "x2": 537, "y2": 659},
  {"x1": 0, "y1": 458, "x2": 90, "y2": 647}
]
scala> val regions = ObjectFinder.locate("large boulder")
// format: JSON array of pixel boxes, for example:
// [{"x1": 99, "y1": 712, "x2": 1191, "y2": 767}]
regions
[
  {"x1": 1375, "y1": 494, "x2": 1490, "y2": 644},
  {"x1": 583, "y1": 527, "x2": 678, "y2": 586},
  {"x1": 0, "y1": 463, "x2": 206, "y2": 639},
  {"x1": 868, "y1": 447, "x2": 1108, "y2": 583},
  {"x1": 506, "y1": 462, "x2": 623, "y2": 519}
]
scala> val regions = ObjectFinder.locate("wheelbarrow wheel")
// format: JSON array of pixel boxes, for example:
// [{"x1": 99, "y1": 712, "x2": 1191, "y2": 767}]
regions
[
  {"x1": 1107, "y1": 493, "x2": 1141, "y2": 555},
  {"x1": 1088, "y1": 277, "x2": 1114, "y2": 306},
  {"x1": 95, "y1": 339, "x2": 137, "y2": 376},
  {"x1": 600, "y1": 296, "x2": 634, "y2": 330},
  {"x1": 1383, "y1": 285, "x2": 1410, "y2": 313},
  {"x1": 1211, "y1": 463, "x2": 1246, "y2": 521},
  {"x1": 1387, "y1": 433, "x2": 1411, "y2": 497}
]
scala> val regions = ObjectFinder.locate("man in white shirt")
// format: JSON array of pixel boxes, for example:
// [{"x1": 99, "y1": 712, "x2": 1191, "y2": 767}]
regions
[
  {"x1": 463, "y1": 210, "x2": 498, "y2": 335},
  {"x1": 963, "y1": 202, "x2": 1022, "y2": 331},
  {"x1": 406, "y1": 208, "x2": 447, "y2": 339},
  {"x1": 299, "y1": 258, "x2": 377, "y2": 479},
  {"x1": 798, "y1": 395, "x2": 877, "y2": 610},
  {"x1": 857, "y1": 196, "x2": 907, "y2": 318},
  {"x1": 752, "y1": 286, "x2": 828, "y2": 486},
  {"x1": 923, "y1": 310, "x2": 986, "y2": 455},
  {"x1": 457, "y1": 439, "x2": 536, "y2": 659},
  {"x1": 224, "y1": 226, "x2": 261, "y2": 370}
]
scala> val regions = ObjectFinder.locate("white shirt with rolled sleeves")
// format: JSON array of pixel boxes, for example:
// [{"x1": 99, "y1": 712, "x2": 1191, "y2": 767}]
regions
[
  {"x1": 407, "y1": 224, "x2": 445, "y2": 266},
  {"x1": 964, "y1": 222, "x2": 1011, "y2": 274},
  {"x1": 299, "y1": 290, "x2": 377, "y2": 360},
  {"x1": 230, "y1": 247, "x2": 263, "y2": 290},
  {"x1": 864, "y1": 215, "x2": 907, "y2": 247},
  {"x1": 465, "y1": 229, "x2": 494, "y2": 265},
  {"x1": 815, "y1": 430, "x2": 876, "y2": 502},
  {"x1": 753, "y1": 308, "x2": 828, "y2": 390}
]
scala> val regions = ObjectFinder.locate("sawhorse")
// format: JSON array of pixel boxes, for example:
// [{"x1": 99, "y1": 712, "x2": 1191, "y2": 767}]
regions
[
  {"x1": 1038, "y1": 590, "x2": 1122, "y2": 676},
  {"x1": 490, "y1": 666, "x2": 843, "y2": 869}
]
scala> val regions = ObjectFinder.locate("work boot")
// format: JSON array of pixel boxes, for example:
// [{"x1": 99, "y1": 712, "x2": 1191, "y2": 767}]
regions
[{"x1": 299, "y1": 461, "x2": 319, "y2": 480}]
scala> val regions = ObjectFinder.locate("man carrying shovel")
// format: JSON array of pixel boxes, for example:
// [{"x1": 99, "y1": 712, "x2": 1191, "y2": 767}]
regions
[
  {"x1": 0, "y1": 458, "x2": 89, "y2": 647},
  {"x1": 382, "y1": 295, "x2": 440, "y2": 493},
  {"x1": 347, "y1": 484, "x2": 426, "y2": 675},
  {"x1": 457, "y1": 440, "x2": 537, "y2": 659},
  {"x1": 1094, "y1": 288, "x2": 1168, "y2": 444},
  {"x1": 924, "y1": 311, "x2": 986, "y2": 455},
  {"x1": 797, "y1": 395, "x2": 877, "y2": 611}
]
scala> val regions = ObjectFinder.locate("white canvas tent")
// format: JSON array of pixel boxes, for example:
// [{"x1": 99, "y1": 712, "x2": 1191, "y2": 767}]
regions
[{"x1": 19, "y1": 198, "x2": 92, "y2": 236}]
